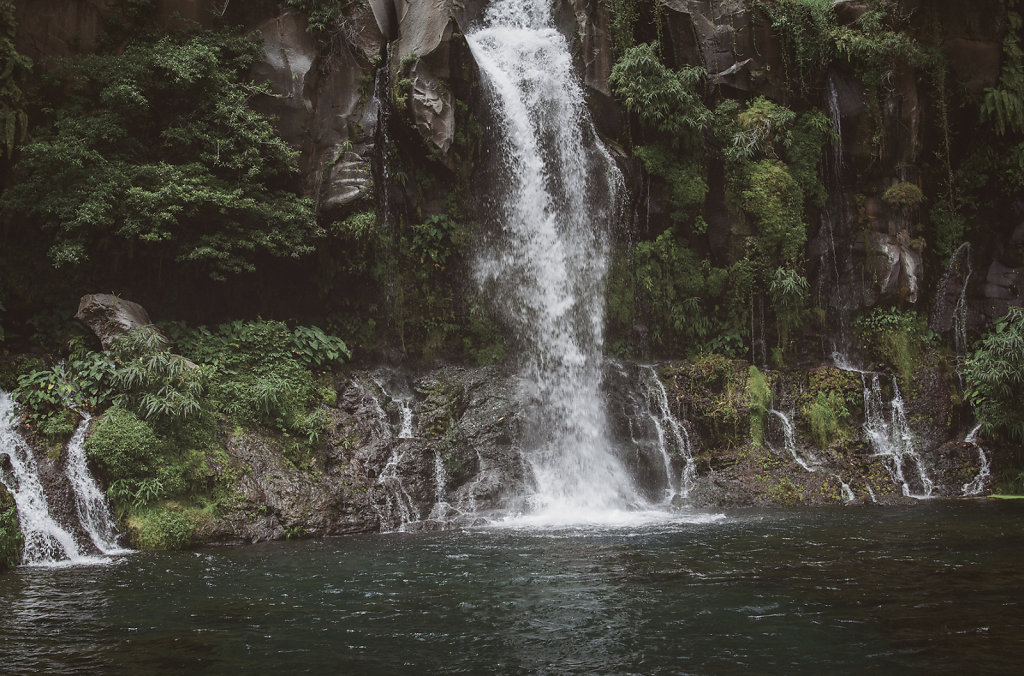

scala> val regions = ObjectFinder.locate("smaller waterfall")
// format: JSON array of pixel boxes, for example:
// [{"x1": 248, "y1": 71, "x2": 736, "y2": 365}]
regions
[
  {"x1": 770, "y1": 409, "x2": 855, "y2": 502},
  {"x1": 1, "y1": 392, "x2": 86, "y2": 565},
  {"x1": 427, "y1": 448, "x2": 459, "y2": 522},
  {"x1": 374, "y1": 446, "x2": 421, "y2": 532},
  {"x1": 356, "y1": 380, "x2": 392, "y2": 439},
  {"x1": 826, "y1": 74, "x2": 844, "y2": 182},
  {"x1": 639, "y1": 366, "x2": 696, "y2": 502},
  {"x1": 962, "y1": 424, "x2": 991, "y2": 497},
  {"x1": 396, "y1": 398, "x2": 414, "y2": 439},
  {"x1": 931, "y1": 242, "x2": 974, "y2": 389},
  {"x1": 862, "y1": 375, "x2": 934, "y2": 497},
  {"x1": 369, "y1": 376, "x2": 416, "y2": 439},
  {"x1": 64, "y1": 416, "x2": 126, "y2": 554},
  {"x1": 771, "y1": 409, "x2": 816, "y2": 472}
]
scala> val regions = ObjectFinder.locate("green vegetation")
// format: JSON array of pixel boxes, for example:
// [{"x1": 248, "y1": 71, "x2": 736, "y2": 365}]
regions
[
  {"x1": 755, "y1": 0, "x2": 835, "y2": 93},
  {"x1": 964, "y1": 307, "x2": 1024, "y2": 446},
  {"x1": 747, "y1": 365, "x2": 772, "y2": 446},
  {"x1": 129, "y1": 505, "x2": 204, "y2": 550},
  {"x1": 0, "y1": 484, "x2": 23, "y2": 570},
  {"x1": 0, "y1": 1, "x2": 30, "y2": 158},
  {"x1": 0, "y1": 319, "x2": 346, "y2": 549},
  {"x1": 796, "y1": 367, "x2": 861, "y2": 450},
  {"x1": 855, "y1": 308, "x2": 930, "y2": 380},
  {"x1": 2, "y1": 30, "x2": 318, "y2": 282},
  {"x1": 882, "y1": 182, "x2": 925, "y2": 210}
]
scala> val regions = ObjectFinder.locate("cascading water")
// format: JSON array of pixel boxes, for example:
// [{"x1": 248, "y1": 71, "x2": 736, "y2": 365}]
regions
[
  {"x1": 373, "y1": 445, "x2": 421, "y2": 532},
  {"x1": 639, "y1": 366, "x2": 695, "y2": 503},
  {"x1": 0, "y1": 391, "x2": 86, "y2": 565},
  {"x1": 64, "y1": 416, "x2": 126, "y2": 554},
  {"x1": 467, "y1": 0, "x2": 641, "y2": 519},
  {"x1": 771, "y1": 409, "x2": 817, "y2": 473},
  {"x1": 819, "y1": 72, "x2": 859, "y2": 365},
  {"x1": 962, "y1": 424, "x2": 991, "y2": 497},
  {"x1": 369, "y1": 376, "x2": 415, "y2": 439},
  {"x1": 862, "y1": 374, "x2": 934, "y2": 498},
  {"x1": 931, "y1": 242, "x2": 974, "y2": 389},
  {"x1": 769, "y1": 409, "x2": 855, "y2": 502}
]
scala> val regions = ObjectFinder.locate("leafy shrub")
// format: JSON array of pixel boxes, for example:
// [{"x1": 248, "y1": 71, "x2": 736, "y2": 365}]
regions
[
  {"x1": 0, "y1": 485, "x2": 23, "y2": 570},
  {"x1": 85, "y1": 406, "x2": 163, "y2": 486},
  {"x1": 882, "y1": 182, "x2": 925, "y2": 210},
  {"x1": 290, "y1": 325, "x2": 351, "y2": 370},
  {"x1": 11, "y1": 364, "x2": 79, "y2": 427},
  {"x1": 769, "y1": 267, "x2": 809, "y2": 349},
  {"x1": 802, "y1": 390, "x2": 849, "y2": 450},
  {"x1": 130, "y1": 506, "x2": 201, "y2": 550},
  {"x1": 36, "y1": 409, "x2": 79, "y2": 440},
  {"x1": 855, "y1": 308, "x2": 930, "y2": 379},
  {"x1": 609, "y1": 43, "x2": 710, "y2": 147},
  {"x1": 748, "y1": 365, "x2": 772, "y2": 446},
  {"x1": 633, "y1": 145, "x2": 707, "y2": 223},
  {"x1": 742, "y1": 159, "x2": 806, "y2": 268},
  {"x1": 1, "y1": 29, "x2": 319, "y2": 282},
  {"x1": 964, "y1": 306, "x2": 1024, "y2": 444},
  {"x1": 755, "y1": 0, "x2": 836, "y2": 90},
  {"x1": 0, "y1": 354, "x2": 44, "y2": 392},
  {"x1": 106, "y1": 327, "x2": 207, "y2": 424}
]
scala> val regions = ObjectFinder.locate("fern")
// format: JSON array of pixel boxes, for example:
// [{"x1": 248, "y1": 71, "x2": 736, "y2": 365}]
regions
[{"x1": 981, "y1": 10, "x2": 1024, "y2": 137}]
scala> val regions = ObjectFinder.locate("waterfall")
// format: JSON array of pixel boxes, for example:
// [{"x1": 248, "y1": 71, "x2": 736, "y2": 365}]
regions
[
  {"x1": 428, "y1": 448, "x2": 458, "y2": 522},
  {"x1": 961, "y1": 424, "x2": 990, "y2": 497},
  {"x1": 373, "y1": 445, "x2": 421, "y2": 532},
  {"x1": 771, "y1": 409, "x2": 817, "y2": 473},
  {"x1": 931, "y1": 242, "x2": 974, "y2": 388},
  {"x1": 769, "y1": 409, "x2": 855, "y2": 502},
  {"x1": 861, "y1": 375, "x2": 934, "y2": 497},
  {"x1": 467, "y1": 0, "x2": 640, "y2": 518},
  {"x1": 369, "y1": 375, "x2": 416, "y2": 439},
  {"x1": 64, "y1": 416, "x2": 126, "y2": 554},
  {"x1": 354, "y1": 378, "x2": 394, "y2": 439},
  {"x1": 820, "y1": 72, "x2": 858, "y2": 365},
  {"x1": 0, "y1": 391, "x2": 86, "y2": 565},
  {"x1": 639, "y1": 366, "x2": 696, "y2": 503}
]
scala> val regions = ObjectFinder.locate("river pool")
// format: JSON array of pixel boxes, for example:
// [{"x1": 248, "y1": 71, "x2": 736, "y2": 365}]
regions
[{"x1": 1, "y1": 501, "x2": 1022, "y2": 674}]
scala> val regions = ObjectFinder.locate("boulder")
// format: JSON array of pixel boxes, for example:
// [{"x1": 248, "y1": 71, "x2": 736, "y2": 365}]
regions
[
  {"x1": 982, "y1": 261, "x2": 1023, "y2": 323},
  {"x1": 865, "y1": 232, "x2": 923, "y2": 305},
  {"x1": 74, "y1": 294, "x2": 163, "y2": 350},
  {"x1": 395, "y1": 0, "x2": 457, "y2": 157}
]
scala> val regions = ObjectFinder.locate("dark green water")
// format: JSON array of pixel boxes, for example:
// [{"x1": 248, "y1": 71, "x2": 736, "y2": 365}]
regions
[{"x1": 2, "y1": 502, "x2": 1022, "y2": 674}]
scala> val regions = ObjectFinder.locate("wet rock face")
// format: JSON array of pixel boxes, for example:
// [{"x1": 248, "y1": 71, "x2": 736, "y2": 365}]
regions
[
  {"x1": 203, "y1": 365, "x2": 528, "y2": 542},
  {"x1": 251, "y1": 7, "x2": 382, "y2": 214}
]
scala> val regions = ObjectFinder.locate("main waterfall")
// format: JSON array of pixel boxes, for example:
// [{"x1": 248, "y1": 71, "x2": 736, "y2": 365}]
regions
[{"x1": 467, "y1": 0, "x2": 642, "y2": 520}]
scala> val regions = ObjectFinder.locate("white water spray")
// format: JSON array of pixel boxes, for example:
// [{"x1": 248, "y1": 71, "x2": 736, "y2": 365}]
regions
[
  {"x1": 467, "y1": 0, "x2": 640, "y2": 519},
  {"x1": 640, "y1": 366, "x2": 696, "y2": 502},
  {"x1": 770, "y1": 409, "x2": 855, "y2": 502},
  {"x1": 962, "y1": 424, "x2": 990, "y2": 497},
  {"x1": 862, "y1": 375, "x2": 934, "y2": 498},
  {"x1": 0, "y1": 391, "x2": 87, "y2": 565},
  {"x1": 64, "y1": 416, "x2": 127, "y2": 554}
]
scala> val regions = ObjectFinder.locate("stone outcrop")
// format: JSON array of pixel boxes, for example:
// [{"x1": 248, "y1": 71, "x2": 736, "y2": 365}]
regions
[
  {"x1": 74, "y1": 294, "x2": 164, "y2": 350},
  {"x1": 251, "y1": 6, "x2": 383, "y2": 214},
  {"x1": 197, "y1": 354, "x2": 986, "y2": 543}
]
